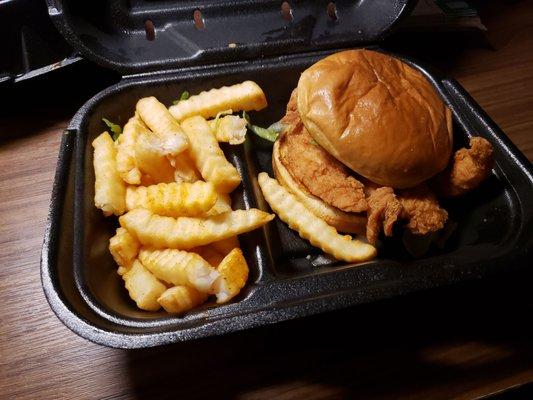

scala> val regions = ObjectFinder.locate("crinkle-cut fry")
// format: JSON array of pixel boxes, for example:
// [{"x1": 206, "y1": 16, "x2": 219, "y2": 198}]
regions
[
  {"x1": 258, "y1": 173, "x2": 377, "y2": 263},
  {"x1": 125, "y1": 182, "x2": 217, "y2": 218},
  {"x1": 116, "y1": 115, "x2": 147, "y2": 185},
  {"x1": 122, "y1": 260, "x2": 166, "y2": 311},
  {"x1": 134, "y1": 132, "x2": 176, "y2": 183},
  {"x1": 215, "y1": 248, "x2": 249, "y2": 304},
  {"x1": 211, "y1": 236, "x2": 240, "y2": 256},
  {"x1": 204, "y1": 193, "x2": 232, "y2": 216},
  {"x1": 119, "y1": 208, "x2": 274, "y2": 250},
  {"x1": 139, "y1": 248, "x2": 219, "y2": 293},
  {"x1": 109, "y1": 227, "x2": 140, "y2": 275},
  {"x1": 181, "y1": 116, "x2": 241, "y2": 193},
  {"x1": 158, "y1": 286, "x2": 209, "y2": 314},
  {"x1": 169, "y1": 81, "x2": 267, "y2": 122},
  {"x1": 169, "y1": 150, "x2": 201, "y2": 183},
  {"x1": 191, "y1": 245, "x2": 226, "y2": 268},
  {"x1": 208, "y1": 115, "x2": 248, "y2": 145},
  {"x1": 136, "y1": 97, "x2": 189, "y2": 156},
  {"x1": 189, "y1": 237, "x2": 239, "y2": 277},
  {"x1": 92, "y1": 132, "x2": 126, "y2": 216}
]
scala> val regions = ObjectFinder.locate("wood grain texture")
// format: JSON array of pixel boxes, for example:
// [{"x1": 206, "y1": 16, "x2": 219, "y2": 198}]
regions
[
  {"x1": 453, "y1": 13, "x2": 533, "y2": 157},
  {"x1": 1, "y1": 1, "x2": 532, "y2": 399}
]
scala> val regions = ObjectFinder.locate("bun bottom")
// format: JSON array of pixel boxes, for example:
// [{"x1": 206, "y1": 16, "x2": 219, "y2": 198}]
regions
[{"x1": 272, "y1": 138, "x2": 366, "y2": 235}]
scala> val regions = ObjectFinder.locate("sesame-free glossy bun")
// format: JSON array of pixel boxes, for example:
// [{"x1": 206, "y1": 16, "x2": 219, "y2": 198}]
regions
[{"x1": 297, "y1": 49, "x2": 453, "y2": 188}]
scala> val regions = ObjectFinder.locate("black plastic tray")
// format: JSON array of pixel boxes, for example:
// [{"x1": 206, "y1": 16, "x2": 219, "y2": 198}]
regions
[{"x1": 41, "y1": 48, "x2": 533, "y2": 349}]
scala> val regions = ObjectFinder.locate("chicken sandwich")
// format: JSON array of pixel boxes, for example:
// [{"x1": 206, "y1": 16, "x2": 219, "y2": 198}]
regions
[{"x1": 273, "y1": 49, "x2": 494, "y2": 245}]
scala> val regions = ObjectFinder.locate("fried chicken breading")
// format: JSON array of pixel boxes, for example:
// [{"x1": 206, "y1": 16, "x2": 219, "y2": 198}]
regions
[
  {"x1": 364, "y1": 182, "x2": 448, "y2": 244},
  {"x1": 432, "y1": 137, "x2": 494, "y2": 197},
  {"x1": 398, "y1": 185, "x2": 448, "y2": 236},
  {"x1": 279, "y1": 91, "x2": 368, "y2": 213},
  {"x1": 365, "y1": 186, "x2": 402, "y2": 245},
  {"x1": 281, "y1": 89, "x2": 300, "y2": 125}
]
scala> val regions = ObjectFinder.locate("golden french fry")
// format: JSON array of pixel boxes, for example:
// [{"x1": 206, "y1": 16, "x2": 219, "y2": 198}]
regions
[
  {"x1": 125, "y1": 181, "x2": 218, "y2": 217},
  {"x1": 204, "y1": 193, "x2": 232, "y2": 216},
  {"x1": 116, "y1": 114, "x2": 147, "y2": 185},
  {"x1": 157, "y1": 286, "x2": 209, "y2": 314},
  {"x1": 119, "y1": 208, "x2": 274, "y2": 250},
  {"x1": 215, "y1": 248, "x2": 249, "y2": 304},
  {"x1": 134, "y1": 132, "x2": 176, "y2": 183},
  {"x1": 258, "y1": 173, "x2": 377, "y2": 263},
  {"x1": 139, "y1": 248, "x2": 219, "y2": 293},
  {"x1": 211, "y1": 236, "x2": 240, "y2": 256},
  {"x1": 136, "y1": 97, "x2": 189, "y2": 156},
  {"x1": 169, "y1": 81, "x2": 267, "y2": 122},
  {"x1": 92, "y1": 132, "x2": 126, "y2": 216},
  {"x1": 189, "y1": 236, "x2": 238, "y2": 270},
  {"x1": 208, "y1": 115, "x2": 247, "y2": 145},
  {"x1": 191, "y1": 245, "x2": 225, "y2": 268},
  {"x1": 117, "y1": 115, "x2": 158, "y2": 186},
  {"x1": 109, "y1": 227, "x2": 140, "y2": 275},
  {"x1": 169, "y1": 150, "x2": 201, "y2": 183},
  {"x1": 181, "y1": 116, "x2": 241, "y2": 193},
  {"x1": 122, "y1": 260, "x2": 167, "y2": 311}
]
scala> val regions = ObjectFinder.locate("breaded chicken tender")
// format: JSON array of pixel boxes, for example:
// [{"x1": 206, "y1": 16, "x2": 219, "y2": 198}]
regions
[
  {"x1": 365, "y1": 186, "x2": 402, "y2": 245},
  {"x1": 364, "y1": 183, "x2": 448, "y2": 244},
  {"x1": 398, "y1": 185, "x2": 448, "y2": 236},
  {"x1": 432, "y1": 137, "x2": 494, "y2": 197},
  {"x1": 279, "y1": 92, "x2": 367, "y2": 213}
]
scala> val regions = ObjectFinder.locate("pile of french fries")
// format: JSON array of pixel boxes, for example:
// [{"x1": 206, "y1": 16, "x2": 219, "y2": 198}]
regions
[
  {"x1": 93, "y1": 80, "x2": 377, "y2": 314},
  {"x1": 92, "y1": 81, "x2": 274, "y2": 313}
]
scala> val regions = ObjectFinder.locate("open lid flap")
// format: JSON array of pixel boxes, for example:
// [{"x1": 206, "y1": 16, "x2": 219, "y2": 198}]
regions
[{"x1": 47, "y1": 0, "x2": 415, "y2": 75}]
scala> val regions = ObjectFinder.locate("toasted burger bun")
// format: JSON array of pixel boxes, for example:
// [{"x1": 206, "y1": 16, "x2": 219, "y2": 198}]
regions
[
  {"x1": 272, "y1": 138, "x2": 367, "y2": 235},
  {"x1": 297, "y1": 49, "x2": 453, "y2": 189}
]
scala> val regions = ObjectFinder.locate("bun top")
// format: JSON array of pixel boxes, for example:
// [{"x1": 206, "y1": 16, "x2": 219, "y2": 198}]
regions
[{"x1": 297, "y1": 49, "x2": 453, "y2": 188}]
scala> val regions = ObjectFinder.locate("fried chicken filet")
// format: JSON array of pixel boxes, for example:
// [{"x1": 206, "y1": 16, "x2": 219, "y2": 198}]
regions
[
  {"x1": 363, "y1": 182, "x2": 448, "y2": 245},
  {"x1": 279, "y1": 92, "x2": 367, "y2": 213},
  {"x1": 365, "y1": 186, "x2": 402, "y2": 245}
]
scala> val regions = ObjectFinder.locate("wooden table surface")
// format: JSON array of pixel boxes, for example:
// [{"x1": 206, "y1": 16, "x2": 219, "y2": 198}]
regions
[{"x1": 1, "y1": 1, "x2": 532, "y2": 399}]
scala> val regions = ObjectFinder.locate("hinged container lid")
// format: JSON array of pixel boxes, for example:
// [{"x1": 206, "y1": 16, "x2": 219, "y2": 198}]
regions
[{"x1": 46, "y1": 0, "x2": 414, "y2": 75}]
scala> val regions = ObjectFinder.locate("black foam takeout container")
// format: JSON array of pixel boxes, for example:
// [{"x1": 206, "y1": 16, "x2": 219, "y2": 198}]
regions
[{"x1": 41, "y1": 1, "x2": 533, "y2": 348}]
